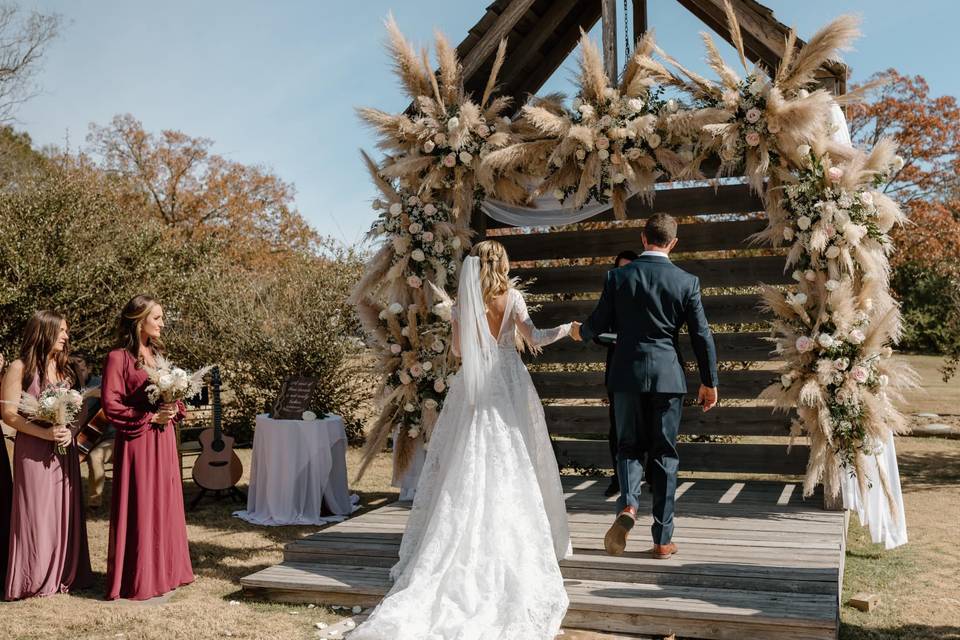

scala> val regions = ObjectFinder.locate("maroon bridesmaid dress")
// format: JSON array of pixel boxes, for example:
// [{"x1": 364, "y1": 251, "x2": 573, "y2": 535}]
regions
[
  {"x1": 102, "y1": 348, "x2": 193, "y2": 600},
  {"x1": 5, "y1": 374, "x2": 93, "y2": 600}
]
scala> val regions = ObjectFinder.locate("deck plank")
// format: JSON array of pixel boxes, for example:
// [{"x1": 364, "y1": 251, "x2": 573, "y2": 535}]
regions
[{"x1": 241, "y1": 477, "x2": 844, "y2": 639}]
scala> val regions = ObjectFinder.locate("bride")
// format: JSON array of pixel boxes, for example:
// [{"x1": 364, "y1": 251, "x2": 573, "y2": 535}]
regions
[{"x1": 350, "y1": 240, "x2": 577, "y2": 640}]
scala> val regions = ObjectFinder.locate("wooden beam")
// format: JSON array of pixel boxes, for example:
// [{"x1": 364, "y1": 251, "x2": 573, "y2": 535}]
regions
[
  {"x1": 460, "y1": 0, "x2": 538, "y2": 86},
  {"x1": 498, "y1": 0, "x2": 580, "y2": 89},
  {"x1": 632, "y1": 0, "x2": 648, "y2": 44},
  {"x1": 545, "y1": 405, "x2": 792, "y2": 437},
  {"x1": 525, "y1": 331, "x2": 776, "y2": 364},
  {"x1": 534, "y1": 293, "x2": 765, "y2": 326},
  {"x1": 515, "y1": 1, "x2": 603, "y2": 100},
  {"x1": 532, "y1": 369, "x2": 776, "y2": 400},
  {"x1": 601, "y1": 0, "x2": 618, "y2": 81}
]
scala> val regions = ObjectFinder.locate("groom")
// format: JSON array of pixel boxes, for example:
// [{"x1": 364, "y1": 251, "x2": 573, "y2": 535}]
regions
[{"x1": 572, "y1": 213, "x2": 719, "y2": 559}]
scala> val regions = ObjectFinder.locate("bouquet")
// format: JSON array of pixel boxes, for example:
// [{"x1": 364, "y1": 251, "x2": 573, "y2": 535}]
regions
[
  {"x1": 142, "y1": 356, "x2": 213, "y2": 405},
  {"x1": 17, "y1": 384, "x2": 84, "y2": 455}
]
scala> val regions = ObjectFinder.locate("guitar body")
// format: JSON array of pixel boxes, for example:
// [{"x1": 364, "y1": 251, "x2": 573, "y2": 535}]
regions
[
  {"x1": 191, "y1": 366, "x2": 243, "y2": 492},
  {"x1": 76, "y1": 400, "x2": 110, "y2": 462},
  {"x1": 191, "y1": 428, "x2": 243, "y2": 491}
]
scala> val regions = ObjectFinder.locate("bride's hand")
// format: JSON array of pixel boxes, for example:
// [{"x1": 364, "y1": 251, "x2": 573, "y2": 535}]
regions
[{"x1": 570, "y1": 322, "x2": 582, "y2": 341}]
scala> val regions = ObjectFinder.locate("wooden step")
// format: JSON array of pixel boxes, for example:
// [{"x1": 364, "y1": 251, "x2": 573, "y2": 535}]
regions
[{"x1": 241, "y1": 562, "x2": 837, "y2": 640}]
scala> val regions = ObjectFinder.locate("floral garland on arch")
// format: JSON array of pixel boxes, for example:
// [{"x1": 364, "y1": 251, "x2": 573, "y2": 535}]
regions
[
  {"x1": 475, "y1": 1, "x2": 914, "y2": 505},
  {"x1": 351, "y1": 16, "x2": 514, "y2": 480}
]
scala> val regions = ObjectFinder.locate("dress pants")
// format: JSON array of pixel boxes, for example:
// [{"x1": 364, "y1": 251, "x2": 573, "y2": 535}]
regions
[{"x1": 613, "y1": 392, "x2": 683, "y2": 544}]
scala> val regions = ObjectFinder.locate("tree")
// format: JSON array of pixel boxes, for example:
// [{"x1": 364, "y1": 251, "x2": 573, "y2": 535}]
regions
[
  {"x1": 86, "y1": 114, "x2": 322, "y2": 260},
  {"x1": 0, "y1": 4, "x2": 60, "y2": 123},
  {"x1": 849, "y1": 70, "x2": 960, "y2": 378}
]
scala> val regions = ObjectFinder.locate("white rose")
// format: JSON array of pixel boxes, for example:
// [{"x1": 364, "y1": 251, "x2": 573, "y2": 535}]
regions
[
  {"x1": 797, "y1": 144, "x2": 811, "y2": 157},
  {"x1": 791, "y1": 270, "x2": 803, "y2": 282},
  {"x1": 792, "y1": 292, "x2": 808, "y2": 305},
  {"x1": 447, "y1": 117, "x2": 460, "y2": 131},
  {"x1": 459, "y1": 151, "x2": 473, "y2": 164},
  {"x1": 749, "y1": 78, "x2": 764, "y2": 95},
  {"x1": 666, "y1": 98, "x2": 678, "y2": 113},
  {"x1": 424, "y1": 398, "x2": 438, "y2": 410},
  {"x1": 798, "y1": 89, "x2": 810, "y2": 98},
  {"x1": 783, "y1": 227, "x2": 795, "y2": 241},
  {"x1": 797, "y1": 216, "x2": 811, "y2": 230},
  {"x1": 575, "y1": 148, "x2": 586, "y2": 160},
  {"x1": 780, "y1": 374, "x2": 793, "y2": 388},
  {"x1": 805, "y1": 270, "x2": 817, "y2": 282},
  {"x1": 893, "y1": 155, "x2": 905, "y2": 171},
  {"x1": 817, "y1": 333, "x2": 835, "y2": 348},
  {"x1": 604, "y1": 87, "x2": 617, "y2": 99},
  {"x1": 578, "y1": 104, "x2": 595, "y2": 118},
  {"x1": 825, "y1": 245, "x2": 841, "y2": 259},
  {"x1": 597, "y1": 149, "x2": 610, "y2": 160},
  {"x1": 408, "y1": 222, "x2": 422, "y2": 234},
  {"x1": 411, "y1": 249, "x2": 426, "y2": 262},
  {"x1": 389, "y1": 203, "x2": 402, "y2": 216},
  {"x1": 849, "y1": 329, "x2": 866, "y2": 344},
  {"x1": 404, "y1": 402, "x2": 415, "y2": 412},
  {"x1": 647, "y1": 133, "x2": 661, "y2": 149},
  {"x1": 423, "y1": 140, "x2": 435, "y2": 153},
  {"x1": 825, "y1": 279, "x2": 839, "y2": 291},
  {"x1": 422, "y1": 361, "x2": 432, "y2": 371},
  {"x1": 450, "y1": 237, "x2": 461, "y2": 249},
  {"x1": 860, "y1": 191, "x2": 874, "y2": 206},
  {"x1": 627, "y1": 97, "x2": 644, "y2": 112},
  {"x1": 423, "y1": 203, "x2": 437, "y2": 215}
]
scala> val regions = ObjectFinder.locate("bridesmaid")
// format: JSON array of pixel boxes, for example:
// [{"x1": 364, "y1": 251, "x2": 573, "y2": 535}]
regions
[
  {"x1": 0, "y1": 311, "x2": 92, "y2": 599},
  {"x1": 0, "y1": 352, "x2": 11, "y2": 589},
  {"x1": 102, "y1": 295, "x2": 193, "y2": 600}
]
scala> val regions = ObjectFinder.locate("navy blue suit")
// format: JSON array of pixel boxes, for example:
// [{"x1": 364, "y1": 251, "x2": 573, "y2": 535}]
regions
[{"x1": 580, "y1": 253, "x2": 718, "y2": 544}]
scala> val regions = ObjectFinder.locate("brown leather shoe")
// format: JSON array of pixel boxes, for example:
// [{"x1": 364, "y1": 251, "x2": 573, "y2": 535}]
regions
[
  {"x1": 603, "y1": 508, "x2": 636, "y2": 556},
  {"x1": 650, "y1": 542, "x2": 679, "y2": 560}
]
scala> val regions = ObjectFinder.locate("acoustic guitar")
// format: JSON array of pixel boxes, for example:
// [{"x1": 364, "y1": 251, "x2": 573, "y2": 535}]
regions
[
  {"x1": 191, "y1": 366, "x2": 243, "y2": 493},
  {"x1": 75, "y1": 395, "x2": 110, "y2": 462}
]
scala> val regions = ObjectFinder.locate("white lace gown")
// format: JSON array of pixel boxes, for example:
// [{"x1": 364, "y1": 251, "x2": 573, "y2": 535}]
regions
[{"x1": 350, "y1": 287, "x2": 572, "y2": 640}]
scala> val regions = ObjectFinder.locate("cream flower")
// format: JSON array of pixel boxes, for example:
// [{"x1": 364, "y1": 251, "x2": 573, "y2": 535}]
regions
[
  {"x1": 647, "y1": 133, "x2": 661, "y2": 149},
  {"x1": 745, "y1": 131, "x2": 761, "y2": 147},
  {"x1": 825, "y1": 245, "x2": 841, "y2": 259},
  {"x1": 411, "y1": 249, "x2": 426, "y2": 262},
  {"x1": 797, "y1": 216, "x2": 811, "y2": 230},
  {"x1": 389, "y1": 203, "x2": 402, "y2": 216},
  {"x1": 745, "y1": 108, "x2": 762, "y2": 123}
]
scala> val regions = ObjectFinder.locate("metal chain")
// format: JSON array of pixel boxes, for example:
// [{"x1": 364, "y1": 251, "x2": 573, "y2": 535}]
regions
[{"x1": 624, "y1": 0, "x2": 631, "y2": 57}]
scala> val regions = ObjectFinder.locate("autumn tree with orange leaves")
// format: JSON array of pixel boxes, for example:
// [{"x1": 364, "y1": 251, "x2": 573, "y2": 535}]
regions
[
  {"x1": 87, "y1": 114, "x2": 321, "y2": 260},
  {"x1": 849, "y1": 70, "x2": 960, "y2": 378}
]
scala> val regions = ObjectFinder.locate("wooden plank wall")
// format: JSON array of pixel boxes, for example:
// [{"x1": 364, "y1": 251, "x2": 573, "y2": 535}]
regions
[{"x1": 480, "y1": 182, "x2": 805, "y2": 476}]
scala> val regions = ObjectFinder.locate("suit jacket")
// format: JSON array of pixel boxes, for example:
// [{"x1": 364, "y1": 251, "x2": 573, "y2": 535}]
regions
[{"x1": 580, "y1": 255, "x2": 719, "y2": 394}]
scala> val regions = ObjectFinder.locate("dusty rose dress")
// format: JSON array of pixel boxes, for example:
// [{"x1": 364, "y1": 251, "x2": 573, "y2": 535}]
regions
[
  {"x1": 5, "y1": 374, "x2": 92, "y2": 600},
  {"x1": 102, "y1": 348, "x2": 193, "y2": 600},
  {"x1": 0, "y1": 428, "x2": 11, "y2": 588}
]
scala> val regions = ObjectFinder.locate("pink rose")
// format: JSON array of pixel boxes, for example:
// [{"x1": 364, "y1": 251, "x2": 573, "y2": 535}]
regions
[
  {"x1": 745, "y1": 131, "x2": 761, "y2": 147},
  {"x1": 434, "y1": 379, "x2": 446, "y2": 393},
  {"x1": 795, "y1": 336, "x2": 815, "y2": 353},
  {"x1": 595, "y1": 136, "x2": 610, "y2": 150},
  {"x1": 409, "y1": 363, "x2": 424, "y2": 378},
  {"x1": 408, "y1": 222, "x2": 422, "y2": 234},
  {"x1": 422, "y1": 231, "x2": 434, "y2": 242},
  {"x1": 745, "y1": 108, "x2": 762, "y2": 123},
  {"x1": 390, "y1": 343, "x2": 402, "y2": 354},
  {"x1": 827, "y1": 166, "x2": 844, "y2": 182},
  {"x1": 406, "y1": 275, "x2": 422, "y2": 288},
  {"x1": 443, "y1": 153, "x2": 456, "y2": 168},
  {"x1": 851, "y1": 366, "x2": 868, "y2": 383},
  {"x1": 849, "y1": 329, "x2": 865, "y2": 344},
  {"x1": 423, "y1": 204, "x2": 437, "y2": 215}
]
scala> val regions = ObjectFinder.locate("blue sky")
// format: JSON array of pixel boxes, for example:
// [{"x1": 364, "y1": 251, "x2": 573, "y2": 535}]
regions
[{"x1": 15, "y1": 1, "x2": 959, "y2": 248}]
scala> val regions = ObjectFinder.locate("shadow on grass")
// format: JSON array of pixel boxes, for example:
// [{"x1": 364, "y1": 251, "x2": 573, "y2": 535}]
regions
[
  {"x1": 897, "y1": 443, "x2": 960, "y2": 491},
  {"x1": 840, "y1": 623, "x2": 960, "y2": 640}
]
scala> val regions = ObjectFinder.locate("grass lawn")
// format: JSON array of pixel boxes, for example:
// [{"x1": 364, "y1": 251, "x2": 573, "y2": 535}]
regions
[{"x1": 1, "y1": 437, "x2": 957, "y2": 639}]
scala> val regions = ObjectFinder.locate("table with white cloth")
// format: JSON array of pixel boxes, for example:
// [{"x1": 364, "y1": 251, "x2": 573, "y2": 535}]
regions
[{"x1": 233, "y1": 413, "x2": 357, "y2": 526}]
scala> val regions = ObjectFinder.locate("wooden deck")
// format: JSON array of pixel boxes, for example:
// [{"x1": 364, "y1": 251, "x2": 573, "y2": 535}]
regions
[{"x1": 241, "y1": 476, "x2": 847, "y2": 639}]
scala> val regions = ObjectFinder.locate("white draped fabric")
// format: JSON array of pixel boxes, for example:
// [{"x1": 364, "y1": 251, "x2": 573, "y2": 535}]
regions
[
  {"x1": 350, "y1": 257, "x2": 571, "y2": 640},
  {"x1": 233, "y1": 414, "x2": 358, "y2": 526},
  {"x1": 830, "y1": 102, "x2": 909, "y2": 549},
  {"x1": 481, "y1": 194, "x2": 617, "y2": 227}
]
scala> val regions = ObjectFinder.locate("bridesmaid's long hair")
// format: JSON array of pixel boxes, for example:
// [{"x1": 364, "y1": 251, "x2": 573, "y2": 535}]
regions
[
  {"x1": 19, "y1": 310, "x2": 73, "y2": 391},
  {"x1": 116, "y1": 294, "x2": 165, "y2": 362},
  {"x1": 471, "y1": 240, "x2": 511, "y2": 306}
]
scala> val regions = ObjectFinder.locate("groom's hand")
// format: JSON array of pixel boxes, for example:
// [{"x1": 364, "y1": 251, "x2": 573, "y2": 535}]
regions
[
  {"x1": 698, "y1": 385, "x2": 718, "y2": 412},
  {"x1": 570, "y1": 322, "x2": 582, "y2": 341}
]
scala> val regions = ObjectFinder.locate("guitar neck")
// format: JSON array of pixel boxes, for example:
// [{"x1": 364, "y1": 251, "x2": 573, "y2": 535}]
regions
[{"x1": 212, "y1": 366, "x2": 222, "y2": 440}]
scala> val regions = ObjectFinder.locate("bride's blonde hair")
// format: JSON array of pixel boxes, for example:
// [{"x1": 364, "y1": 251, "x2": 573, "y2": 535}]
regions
[{"x1": 470, "y1": 240, "x2": 511, "y2": 305}]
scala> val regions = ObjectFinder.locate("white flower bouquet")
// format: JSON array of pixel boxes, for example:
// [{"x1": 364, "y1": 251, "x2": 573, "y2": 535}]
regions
[
  {"x1": 142, "y1": 356, "x2": 212, "y2": 406},
  {"x1": 17, "y1": 383, "x2": 84, "y2": 455}
]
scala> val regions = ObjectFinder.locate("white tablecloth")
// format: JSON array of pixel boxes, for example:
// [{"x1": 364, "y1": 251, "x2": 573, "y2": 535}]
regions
[{"x1": 234, "y1": 413, "x2": 358, "y2": 526}]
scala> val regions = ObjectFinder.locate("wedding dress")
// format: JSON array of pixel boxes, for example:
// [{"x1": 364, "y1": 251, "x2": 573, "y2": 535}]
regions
[{"x1": 350, "y1": 257, "x2": 572, "y2": 640}]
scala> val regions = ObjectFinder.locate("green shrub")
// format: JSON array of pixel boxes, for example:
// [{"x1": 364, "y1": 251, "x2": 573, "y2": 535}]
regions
[{"x1": 891, "y1": 261, "x2": 960, "y2": 380}]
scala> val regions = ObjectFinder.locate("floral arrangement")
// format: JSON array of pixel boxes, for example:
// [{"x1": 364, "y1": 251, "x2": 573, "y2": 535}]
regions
[
  {"x1": 355, "y1": 2, "x2": 915, "y2": 505},
  {"x1": 351, "y1": 17, "x2": 511, "y2": 479},
  {"x1": 483, "y1": 33, "x2": 712, "y2": 219},
  {"x1": 17, "y1": 384, "x2": 84, "y2": 454},
  {"x1": 142, "y1": 355, "x2": 212, "y2": 405}
]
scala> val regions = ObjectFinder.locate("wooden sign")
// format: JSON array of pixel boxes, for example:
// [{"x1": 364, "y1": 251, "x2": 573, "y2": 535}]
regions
[{"x1": 270, "y1": 376, "x2": 318, "y2": 420}]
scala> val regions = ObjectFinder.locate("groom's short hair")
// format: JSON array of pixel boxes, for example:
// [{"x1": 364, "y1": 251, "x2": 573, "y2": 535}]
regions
[{"x1": 644, "y1": 213, "x2": 678, "y2": 246}]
